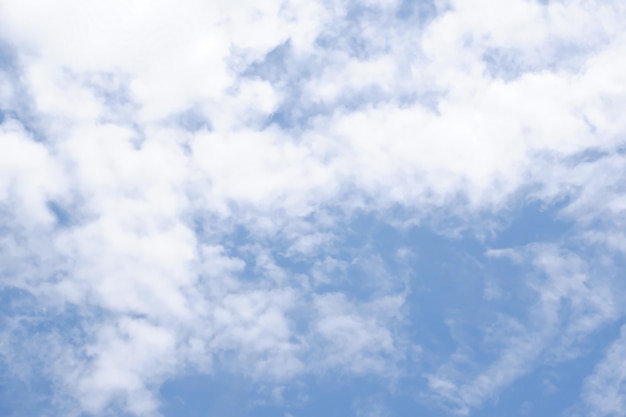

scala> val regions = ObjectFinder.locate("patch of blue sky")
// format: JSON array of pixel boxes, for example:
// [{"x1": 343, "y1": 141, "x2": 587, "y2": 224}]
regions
[
  {"x1": 0, "y1": 369, "x2": 53, "y2": 417},
  {"x1": 482, "y1": 48, "x2": 533, "y2": 82},
  {"x1": 483, "y1": 320, "x2": 624, "y2": 417},
  {"x1": 159, "y1": 368, "x2": 423, "y2": 417},
  {"x1": 314, "y1": 17, "x2": 387, "y2": 59},
  {"x1": 406, "y1": 232, "x2": 490, "y2": 343},
  {"x1": 243, "y1": 41, "x2": 295, "y2": 85},
  {"x1": 160, "y1": 373, "x2": 256, "y2": 417},
  {"x1": 157, "y1": 314, "x2": 626, "y2": 417},
  {"x1": 0, "y1": 44, "x2": 48, "y2": 142},
  {"x1": 0, "y1": 42, "x2": 14, "y2": 125},
  {"x1": 396, "y1": 0, "x2": 441, "y2": 21},
  {"x1": 168, "y1": 196, "x2": 603, "y2": 417},
  {"x1": 0, "y1": 41, "x2": 15, "y2": 70},
  {"x1": 492, "y1": 199, "x2": 574, "y2": 248},
  {"x1": 0, "y1": 88, "x2": 45, "y2": 144},
  {"x1": 83, "y1": 72, "x2": 132, "y2": 105},
  {"x1": 2, "y1": 179, "x2": 623, "y2": 414},
  {"x1": 0, "y1": 287, "x2": 88, "y2": 416},
  {"x1": 46, "y1": 200, "x2": 73, "y2": 227},
  {"x1": 243, "y1": 42, "x2": 315, "y2": 130},
  {"x1": 217, "y1": 198, "x2": 575, "y2": 318},
  {"x1": 173, "y1": 106, "x2": 213, "y2": 132},
  {"x1": 482, "y1": 39, "x2": 602, "y2": 82},
  {"x1": 245, "y1": 2, "x2": 445, "y2": 130},
  {"x1": 0, "y1": 287, "x2": 93, "y2": 351},
  {"x1": 158, "y1": 343, "x2": 616, "y2": 417}
]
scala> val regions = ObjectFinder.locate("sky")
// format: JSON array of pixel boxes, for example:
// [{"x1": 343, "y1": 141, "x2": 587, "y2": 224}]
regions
[{"x1": 1, "y1": 0, "x2": 626, "y2": 416}]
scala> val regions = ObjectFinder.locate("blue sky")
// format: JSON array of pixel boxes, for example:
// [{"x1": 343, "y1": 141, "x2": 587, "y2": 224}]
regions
[{"x1": 2, "y1": 1, "x2": 626, "y2": 416}]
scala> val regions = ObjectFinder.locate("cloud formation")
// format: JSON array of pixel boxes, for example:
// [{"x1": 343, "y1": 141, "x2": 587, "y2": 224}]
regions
[{"x1": 1, "y1": 0, "x2": 626, "y2": 416}]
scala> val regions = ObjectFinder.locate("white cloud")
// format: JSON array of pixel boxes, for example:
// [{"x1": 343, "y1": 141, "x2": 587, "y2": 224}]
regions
[
  {"x1": 583, "y1": 326, "x2": 626, "y2": 417},
  {"x1": 0, "y1": 119, "x2": 66, "y2": 226},
  {"x1": 426, "y1": 244, "x2": 618, "y2": 413},
  {"x1": 1, "y1": 0, "x2": 626, "y2": 415},
  {"x1": 75, "y1": 318, "x2": 178, "y2": 416},
  {"x1": 311, "y1": 292, "x2": 405, "y2": 375}
]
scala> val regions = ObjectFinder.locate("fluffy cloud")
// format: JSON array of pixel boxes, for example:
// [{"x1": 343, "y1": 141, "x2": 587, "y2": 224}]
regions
[{"x1": 1, "y1": 0, "x2": 626, "y2": 416}]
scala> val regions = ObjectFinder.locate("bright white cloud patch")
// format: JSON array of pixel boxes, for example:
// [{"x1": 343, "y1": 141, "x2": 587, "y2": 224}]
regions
[{"x1": 1, "y1": 1, "x2": 626, "y2": 416}]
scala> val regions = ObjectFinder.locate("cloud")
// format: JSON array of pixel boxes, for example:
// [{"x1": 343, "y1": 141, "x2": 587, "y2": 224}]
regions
[
  {"x1": 1, "y1": 0, "x2": 626, "y2": 416},
  {"x1": 583, "y1": 326, "x2": 626, "y2": 417},
  {"x1": 425, "y1": 244, "x2": 618, "y2": 414},
  {"x1": 311, "y1": 292, "x2": 406, "y2": 375}
]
